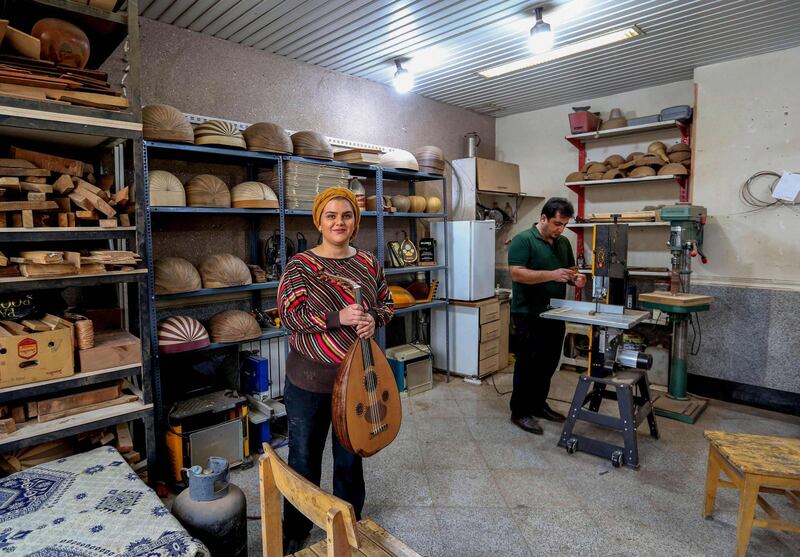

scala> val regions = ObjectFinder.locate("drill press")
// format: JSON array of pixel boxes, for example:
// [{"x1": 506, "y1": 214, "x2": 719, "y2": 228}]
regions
[{"x1": 639, "y1": 204, "x2": 712, "y2": 424}]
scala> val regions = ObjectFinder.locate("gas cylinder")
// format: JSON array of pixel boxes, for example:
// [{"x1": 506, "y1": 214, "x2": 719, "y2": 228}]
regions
[{"x1": 172, "y1": 457, "x2": 247, "y2": 557}]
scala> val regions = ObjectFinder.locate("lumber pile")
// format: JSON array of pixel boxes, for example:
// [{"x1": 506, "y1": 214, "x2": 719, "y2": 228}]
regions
[
  {"x1": 0, "y1": 51, "x2": 129, "y2": 110},
  {"x1": 0, "y1": 249, "x2": 140, "y2": 278},
  {"x1": 0, "y1": 147, "x2": 134, "y2": 229}
]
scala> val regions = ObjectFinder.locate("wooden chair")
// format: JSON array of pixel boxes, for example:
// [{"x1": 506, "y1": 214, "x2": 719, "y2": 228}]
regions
[
  {"x1": 703, "y1": 431, "x2": 800, "y2": 557},
  {"x1": 259, "y1": 442, "x2": 421, "y2": 557}
]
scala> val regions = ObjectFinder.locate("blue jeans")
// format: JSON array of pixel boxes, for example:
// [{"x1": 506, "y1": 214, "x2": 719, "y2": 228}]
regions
[{"x1": 283, "y1": 380, "x2": 365, "y2": 540}]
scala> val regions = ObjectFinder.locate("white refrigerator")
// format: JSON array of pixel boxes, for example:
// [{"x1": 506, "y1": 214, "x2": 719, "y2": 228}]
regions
[{"x1": 431, "y1": 220, "x2": 495, "y2": 301}]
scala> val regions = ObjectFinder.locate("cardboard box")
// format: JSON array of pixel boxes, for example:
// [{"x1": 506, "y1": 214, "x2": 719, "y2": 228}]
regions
[
  {"x1": 476, "y1": 158, "x2": 520, "y2": 194},
  {"x1": 78, "y1": 330, "x2": 141, "y2": 372},
  {"x1": 0, "y1": 325, "x2": 74, "y2": 388}
]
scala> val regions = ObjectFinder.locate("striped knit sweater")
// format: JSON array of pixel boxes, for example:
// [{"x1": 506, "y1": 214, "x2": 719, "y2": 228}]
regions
[{"x1": 278, "y1": 249, "x2": 394, "y2": 393}]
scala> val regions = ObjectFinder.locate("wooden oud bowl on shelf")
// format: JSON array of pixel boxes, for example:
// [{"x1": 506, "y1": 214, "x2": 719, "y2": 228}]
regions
[
  {"x1": 186, "y1": 175, "x2": 231, "y2": 208},
  {"x1": 291, "y1": 131, "x2": 333, "y2": 160},
  {"x1": 198, "y1": 254, "x2": 252, "y2": 288},
  {"x1": 143, "y1": 105, "x2": 194, "y2": 143},
  {"x1": 154, "y1": 257, "x2": 201, "y2": 294},
  {"x1": 243, "y1": 122, "x2": 293, "y2": 154},
  {"x1": 32, "y1": 18, "x2": 90, "y2": 68},
  {"x1": 209, "y1": 310, "x2": 262, "y2": 343}
]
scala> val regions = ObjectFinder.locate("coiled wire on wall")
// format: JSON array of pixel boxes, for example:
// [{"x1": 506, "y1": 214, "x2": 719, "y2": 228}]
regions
[{"x1": 740, "y1": 171, "x2": 799, "y2": 212}]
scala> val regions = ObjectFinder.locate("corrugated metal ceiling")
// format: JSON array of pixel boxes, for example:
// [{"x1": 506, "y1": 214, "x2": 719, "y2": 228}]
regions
[{"x1": 138, "y1": 0, "x2": 800, "y2": 116}]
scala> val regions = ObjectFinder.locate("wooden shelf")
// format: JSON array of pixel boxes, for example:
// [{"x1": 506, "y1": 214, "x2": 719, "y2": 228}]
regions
[
  {"x1": 0, "y1": 269, "x2": 146, "y2": 293},
  {"x1": 155, "y1": 281, "x2": 280, "y2": 302},
  {"x1": 0, "y1": 226, "x2": 136, "y2": 241},
  {"x1": 150, "y1": 206, "x2": 280, "y2": 215},
  {"x1": 565, "y1": 175, "x2": 681, "y2": 188},
  {"x1": 161, "y1": 328, "x2": 289, "y2": 354},
  {"x1": 0, "y1": 364, "x2": 143, "y2": 405},
  {"x1": 578, "y1": 269, "x2": 670, "y2": 278},
  {"x1": 565, "y1": 119, "x2": 688, "y2": 144},
  {"x1": 568, "y1": 222, "x2": 669, "y2": 229},
  {"x1": 0, "y1": 102, "x2": 140, "y2": 148},
  {"x1": 385, "y1": 264, "x2": 445, "y2": 276},
  {"x1": 0, "y1": 400, "x2": 152, "y2": 453}
]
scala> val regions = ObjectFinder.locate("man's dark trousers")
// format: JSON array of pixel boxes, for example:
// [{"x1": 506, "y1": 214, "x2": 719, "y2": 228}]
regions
[
  {"x1": 283, "y1": 380, "x2": 365, "y2": 541},
  {"x1": 510, "y1": 312, "x2": 566, "y2": 419}
]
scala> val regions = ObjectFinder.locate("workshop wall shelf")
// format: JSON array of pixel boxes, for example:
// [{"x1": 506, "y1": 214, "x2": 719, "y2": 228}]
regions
[
  {"x1": 155, "y1": 281, "x2": 281, "y2": 302},
  {"x1": 0, "y1": 226, "x2": 138, "y2": 242},
  {"x1": 567, "y1": 222, "x2": 670, "y2": 229},
  {"x1": 142, "y1": 124, "x2": 453, "y2": 455},
  {"x1": 565, "y1": 174, "x2": 683, "y2": 191},
  {"x1": 565, "y1": 111, "x2": 693, "y2": 300},
  {"x1": 565, "y1": 119, "x2": 689, "y2": 146},
  {"x1": 0, "y1": 0, "x2": 155, "y2": 469}
]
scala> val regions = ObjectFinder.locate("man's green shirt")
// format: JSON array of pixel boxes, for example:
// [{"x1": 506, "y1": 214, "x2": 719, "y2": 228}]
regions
[{"x1": 508, "y1": 225, "x2": 575, "y2": 315}]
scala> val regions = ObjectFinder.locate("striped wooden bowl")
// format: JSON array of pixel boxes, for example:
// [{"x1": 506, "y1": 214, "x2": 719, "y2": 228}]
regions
[
  {"x1": 194, "y1": 120, "x2": 246, "y2": 149},
  {"x1": 158, "y1": 316, "x2": 210, "y2": 353}
]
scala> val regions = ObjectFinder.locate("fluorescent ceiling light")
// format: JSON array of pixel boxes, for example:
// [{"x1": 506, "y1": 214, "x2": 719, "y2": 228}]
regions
[{"x1": 479, "y1": 26, "x2": 642, "y2": 79}]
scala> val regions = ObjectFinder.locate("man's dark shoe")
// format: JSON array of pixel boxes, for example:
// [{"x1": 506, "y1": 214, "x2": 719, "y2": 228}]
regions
[
  {"x1": 534, "y1": 405, "x2": 566, "y2": 423},
  {"x1": 511, "y1": 415, "x2": 544, "y2": 434}
]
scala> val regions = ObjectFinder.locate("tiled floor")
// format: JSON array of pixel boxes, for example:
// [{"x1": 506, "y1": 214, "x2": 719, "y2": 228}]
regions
[{"x1": 233, "y1": 369, "x2": 800, "y2": 556}]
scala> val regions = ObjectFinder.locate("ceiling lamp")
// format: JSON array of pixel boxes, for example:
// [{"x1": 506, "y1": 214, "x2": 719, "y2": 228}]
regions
[
  {"x1": 393, "y1": 60, "x2": 414, "y2": 93},
  {"x1": 479, "y1": 26, "x2": 642, "y2": 79},
  {"x1": 528, "y1": 7, "x2": 554, "y2": 54}
]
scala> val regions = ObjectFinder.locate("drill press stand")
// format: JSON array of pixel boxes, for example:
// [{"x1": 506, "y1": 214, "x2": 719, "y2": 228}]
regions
[{"x1": 639, "y1": 292, "x2": 712, "y2": 424}]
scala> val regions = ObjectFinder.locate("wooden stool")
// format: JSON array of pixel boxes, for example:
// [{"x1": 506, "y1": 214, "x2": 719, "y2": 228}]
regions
[
  {"x1": 259, "y1": 442, "x2": 421, "y2": 557},
  {"x1": 703, "y1": 431, "x2": 800, "y2": 556}
]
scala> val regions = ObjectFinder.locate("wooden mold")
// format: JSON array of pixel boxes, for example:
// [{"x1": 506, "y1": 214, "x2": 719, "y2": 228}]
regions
[
  {"x1": 186, "y1": 174, "x2": 230, "y2": 208},
  {"x1": 198, "y1": 253, "x2": 252, "y2": 288},
  {"x1": 143, "y1": 104, "x2": 194, "y2": 143},
  {"x1": 154, "y1": 256, "x2": 202, "y2": 294},
  {"x1": 209, "y1": 309, "x2": 261, "y2": 343}
]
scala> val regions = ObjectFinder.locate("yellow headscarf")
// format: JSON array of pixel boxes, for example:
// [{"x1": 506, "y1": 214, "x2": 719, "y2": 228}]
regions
[{"x1": 312, "y1": 187, "x2": 361, "y2": 240}]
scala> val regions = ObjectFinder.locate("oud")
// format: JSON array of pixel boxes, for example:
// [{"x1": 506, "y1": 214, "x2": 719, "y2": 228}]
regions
[{"x1": 326, "y1": 274, "x2": 402, "y2": 457}]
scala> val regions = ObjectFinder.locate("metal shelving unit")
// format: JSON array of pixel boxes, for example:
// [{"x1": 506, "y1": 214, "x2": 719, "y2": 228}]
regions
[
  {"x1": 0, "y1": 0, "x2": 154, "y2": 467},
  {"x1": 142, "y1": 135, "x2": 453, "y2": 429},
  {"x1": 565, "y1": 117, "x2": 692, "y2": 297}
]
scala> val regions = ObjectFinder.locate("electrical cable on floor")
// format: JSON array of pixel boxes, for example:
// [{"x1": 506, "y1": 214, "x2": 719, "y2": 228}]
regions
[{"x1": 490, "y1": 372, "x2": 512, "y2": 396}]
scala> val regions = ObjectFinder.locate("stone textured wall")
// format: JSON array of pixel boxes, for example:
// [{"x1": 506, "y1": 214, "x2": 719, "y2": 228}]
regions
[{"x1": 136, "y1": 18, "x2": 495, "y2": 160}]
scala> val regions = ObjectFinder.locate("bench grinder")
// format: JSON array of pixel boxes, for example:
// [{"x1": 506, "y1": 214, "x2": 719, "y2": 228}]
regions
[{"x1": 640, "y1": 204, "x2": 711, "y2": 424}]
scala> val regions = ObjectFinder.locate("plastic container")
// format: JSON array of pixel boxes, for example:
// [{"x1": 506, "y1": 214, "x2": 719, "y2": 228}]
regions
[{"x1": 628, "y1": 115, "x2": 661, "y2": 126}]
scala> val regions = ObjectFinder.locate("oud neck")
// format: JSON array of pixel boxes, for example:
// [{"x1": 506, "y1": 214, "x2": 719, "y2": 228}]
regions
[{"x1": 351, "y1": 283, "x2": 372, "y2": 356}]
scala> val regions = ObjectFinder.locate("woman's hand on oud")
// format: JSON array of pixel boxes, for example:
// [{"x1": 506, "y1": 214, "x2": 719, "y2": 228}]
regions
[
  {"x1": 339, "y1": 304, "x2": 367, "y2": 326},
  {"x1": 355, "y1": 312, "x2": 375, "y2": 339}
]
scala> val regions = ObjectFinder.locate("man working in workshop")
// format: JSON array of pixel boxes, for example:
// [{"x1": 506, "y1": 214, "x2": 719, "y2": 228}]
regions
[{"x1": 507, "y1": 197, "x2": 586, "y2": 434}]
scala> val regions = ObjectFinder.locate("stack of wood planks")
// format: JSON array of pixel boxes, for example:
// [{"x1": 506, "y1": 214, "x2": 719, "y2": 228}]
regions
[
  {"x1": 0, "y1": 38, "x2": 129, "y2": 110},
  {"x1": 1, "y1": 249, "x2": 140, "y2": 278},
  {"x1": 0, "y1": 146, "x2": 133, "y2": 229}
]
